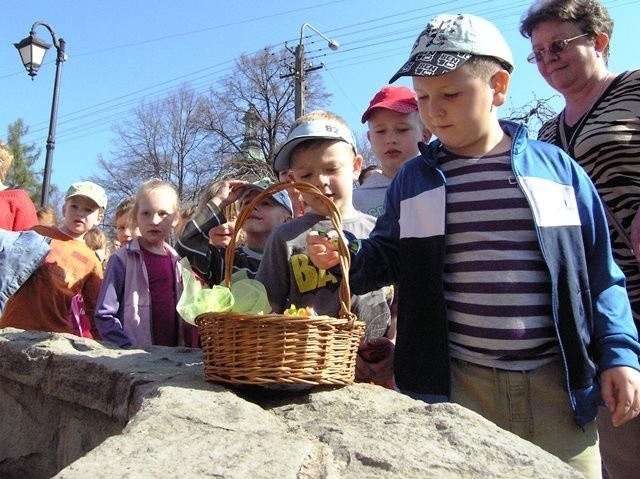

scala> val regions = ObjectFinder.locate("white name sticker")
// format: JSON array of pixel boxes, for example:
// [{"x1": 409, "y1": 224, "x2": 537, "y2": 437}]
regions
[{"x1": 519, "y1": 176, "x2": 581, "y2": 227}]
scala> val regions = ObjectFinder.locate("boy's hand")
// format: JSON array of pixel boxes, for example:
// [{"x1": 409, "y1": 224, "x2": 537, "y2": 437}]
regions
[
  {"x1": 200, "y1": 180, "x2": 248, "y2": 210},
  {"x1": 600, "y1": 366, "x2": 640, "y2": 426},
  {"x1": 307, "y1": 230, "x2": 340, "y2": 269},
  {"x1": 356, "y1": 337, "x2": 395, "y2": 389}
]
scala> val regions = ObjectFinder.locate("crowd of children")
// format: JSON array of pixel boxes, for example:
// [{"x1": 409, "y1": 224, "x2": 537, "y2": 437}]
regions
[{"x1": 1, "y1": 3, "x2": 639, "y2": 477}]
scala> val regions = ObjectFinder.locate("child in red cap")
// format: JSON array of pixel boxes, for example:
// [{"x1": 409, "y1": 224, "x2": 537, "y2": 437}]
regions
[
  {"x1": 354, "y1": 85, "x2": 430, "y2": 217},
  {"x1": 354, "y1": 86, "x2": 431, "y2": 345}
]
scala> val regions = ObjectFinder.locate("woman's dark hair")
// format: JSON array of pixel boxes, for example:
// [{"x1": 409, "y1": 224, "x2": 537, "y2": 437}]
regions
[{"x1": 520, "y1": 0, "x2": 613, "y2": 61}]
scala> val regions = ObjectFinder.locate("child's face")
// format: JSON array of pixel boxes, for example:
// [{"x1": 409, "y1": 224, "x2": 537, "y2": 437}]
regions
[
  {"x1": 277, "y1": 169, "x2": 294, "y2": 183},
  {"x1": 61, "y1": 196, "x2": 103, "y2": 239},
  {"x1": 135, "y1": 188, "x2": 178, "y2": 248},
  {"x1": 115, "y1": 212, "x2": 134, "y2": 246},
  {"x1": 412, "y1": 66, "x2": 499, "y2": 157},
  {"x1": 290, "y1": 141, "x2": 362, "y2": 216},
  {"x1": 239, "y1": 190, "x2": 291, "y2": 236},
  {"x1": 366, "y1": 109, "x2": 427, "y2": 176},
  {"x1": 208, "y1": 221, "x2": 235, "y2": 248},
  {"x1": 277, "y1": 169, "x2": 303, "y2": 216}
]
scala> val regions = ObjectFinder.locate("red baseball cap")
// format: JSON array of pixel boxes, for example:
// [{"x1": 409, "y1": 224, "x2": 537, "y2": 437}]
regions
[{"x1": 361, "y1": 85, "x2": 418, "y2": 123}]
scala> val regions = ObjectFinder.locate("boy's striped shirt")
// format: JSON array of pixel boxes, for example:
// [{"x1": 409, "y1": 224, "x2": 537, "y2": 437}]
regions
[{"x1": 439, "y1": 148, "x2": 559, "y2": 371}]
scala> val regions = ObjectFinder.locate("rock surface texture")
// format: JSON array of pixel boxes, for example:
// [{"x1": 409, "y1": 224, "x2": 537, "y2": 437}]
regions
[{"x1": 0, "y1": 329, "x2": 581, "y2": 478}]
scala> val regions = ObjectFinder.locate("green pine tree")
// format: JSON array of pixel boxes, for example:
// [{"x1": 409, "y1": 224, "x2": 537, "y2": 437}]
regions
[{"x1": 5, "y1": 119, "x2": 43, "y2": 204}]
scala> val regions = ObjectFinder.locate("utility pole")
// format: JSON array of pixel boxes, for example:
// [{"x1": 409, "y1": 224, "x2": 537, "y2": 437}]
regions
[{"x1": 282, "y1": 24, "x2": 339, "y2": 119}]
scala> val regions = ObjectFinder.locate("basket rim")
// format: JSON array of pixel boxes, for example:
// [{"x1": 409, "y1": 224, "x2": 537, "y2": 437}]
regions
[{"x1": 195, "y1": 310, "x2": 366, "y2": 329}]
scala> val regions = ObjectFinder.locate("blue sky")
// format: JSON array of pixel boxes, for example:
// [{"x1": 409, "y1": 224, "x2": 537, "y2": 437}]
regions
[{"x1": 1, "y1": 0, "x2": 636, "y2": 193}]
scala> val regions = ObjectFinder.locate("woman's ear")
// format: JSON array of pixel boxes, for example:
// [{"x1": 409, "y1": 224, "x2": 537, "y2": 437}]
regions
[
  {"x1": 490, "y1": 70, "x2": 510, "y2": 107},
  {"x1": 594, "y1": 32, "x2": 610, "y2": 57}
]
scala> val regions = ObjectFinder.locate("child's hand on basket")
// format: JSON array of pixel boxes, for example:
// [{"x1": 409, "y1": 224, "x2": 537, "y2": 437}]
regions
[
  {"x1": 307, "y1": 230, "x2": 341, "y2": 269},
  {"x1": 356, "y1": 337, "x2": 395, "y2": 389}
]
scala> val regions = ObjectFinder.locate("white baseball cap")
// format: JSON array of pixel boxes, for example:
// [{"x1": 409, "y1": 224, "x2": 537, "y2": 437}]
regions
[
  {"x1": 273, "y1": 119, "x2": 357, "y2": 173},
  {"x1": 64, "y1": 181, "x2": 108, "y2": 209},
  {"x1": 390, "y1": 13, "x2": 514, "y2": 83}
]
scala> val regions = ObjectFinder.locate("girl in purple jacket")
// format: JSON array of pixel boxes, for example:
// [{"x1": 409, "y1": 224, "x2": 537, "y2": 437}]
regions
[{"x1": 95, "y1": 179, "x2": 197, "y2": 348}]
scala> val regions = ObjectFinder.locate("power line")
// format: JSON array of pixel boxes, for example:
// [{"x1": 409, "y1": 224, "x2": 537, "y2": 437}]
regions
[
  {"x1": 9, "y1": 1, "x2": 519, "y2": 141},
  {"x1": 16, "y1": 0, "x2": 632, "y2": 148}
]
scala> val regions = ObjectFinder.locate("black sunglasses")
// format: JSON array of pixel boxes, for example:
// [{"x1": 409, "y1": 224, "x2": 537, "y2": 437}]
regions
[{"x1": 527, "y1": 33, "x2": 589, "y2": 63}]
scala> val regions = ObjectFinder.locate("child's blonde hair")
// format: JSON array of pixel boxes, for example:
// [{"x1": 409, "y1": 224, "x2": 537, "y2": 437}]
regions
[
  {"x1": 0, "y1": 141, "x2": 13, "y2": 181},
  {"x1": 37, "y1": 206, "x2": 57, "y2": 227},
  {"x1": 463, "y1": 56, "x2": 508, "y2": 82},
  {"x1": 174, "y1": 203, "x2": 197, "y2": 239},
  {"x1": 84, "y1": 225, "x2": 107, "y2": 252},
  {"x1": 131, "y1": 179, "x2": 179, "y2": 227},
  {"x1": 84, "y1": 226, "x2": 113, "y2": 266}
]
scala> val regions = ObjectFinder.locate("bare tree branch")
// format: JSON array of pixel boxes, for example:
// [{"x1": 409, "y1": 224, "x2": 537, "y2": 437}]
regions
[{"x1": 503, "y1": 93, "x2": 559, "y2": 138}]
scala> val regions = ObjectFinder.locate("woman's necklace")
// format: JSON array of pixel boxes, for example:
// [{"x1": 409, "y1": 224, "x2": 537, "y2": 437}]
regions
[{"x1": 560, "y1": 72, "x2": 613, "y2": 150}]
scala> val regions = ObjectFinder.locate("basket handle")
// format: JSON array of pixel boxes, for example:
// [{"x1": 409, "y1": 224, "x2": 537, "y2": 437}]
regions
[{"x1": 223, "y1": 181, "x2": 354, "y2": 320}]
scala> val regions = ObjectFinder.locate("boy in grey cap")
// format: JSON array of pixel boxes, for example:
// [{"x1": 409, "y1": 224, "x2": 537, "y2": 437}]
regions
[
  {"x1": 307, "y1": 13, "x2": 640, "y2": 478},
  {"x1": 257, "y1": 110, "x2": 392, "y2": 382}
]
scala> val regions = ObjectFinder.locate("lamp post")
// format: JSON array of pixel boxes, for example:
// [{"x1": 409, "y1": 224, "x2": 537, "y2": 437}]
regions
[
  {"x1": 15, "y1": 21, "x2": 66, "y2": 207},
  {"x1": 283, "y1": 23, "x2": 339, "y2": 119}
]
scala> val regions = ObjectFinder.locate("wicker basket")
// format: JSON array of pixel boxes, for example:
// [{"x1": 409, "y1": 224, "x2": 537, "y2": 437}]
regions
[{"x1": 195, "y1": 182, "x2": 366, "y2": 386}]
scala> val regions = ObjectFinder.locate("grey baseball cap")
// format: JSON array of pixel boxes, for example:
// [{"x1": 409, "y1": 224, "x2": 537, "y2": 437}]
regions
[
  {"x1": 273, "y1": 119, "x2": 357, "y2": 173},
  {"x1": 390, "y1": 13, "x2": 514, "y2": 83}
]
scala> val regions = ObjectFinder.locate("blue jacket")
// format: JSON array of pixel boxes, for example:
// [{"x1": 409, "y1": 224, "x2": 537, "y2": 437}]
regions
[
  {"x1": 349, "y1": 121, "x2": 640, "y2": 427},
  {"x1": 0, "y1": 229, "x2": 51, "y2": 314}
]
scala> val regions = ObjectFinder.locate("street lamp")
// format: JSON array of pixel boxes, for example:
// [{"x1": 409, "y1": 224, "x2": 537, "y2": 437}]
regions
[
  {"x1": 284, "y1": 23, "x2": 339, "y2": 119},
  {"x1": 15, "y1": 21, "x2": 67, "y2": 207}
]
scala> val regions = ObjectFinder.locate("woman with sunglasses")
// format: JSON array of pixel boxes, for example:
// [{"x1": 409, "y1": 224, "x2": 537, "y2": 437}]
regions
[{"x1": 521, "y1": 1, "x2": 640, "y2": 478}]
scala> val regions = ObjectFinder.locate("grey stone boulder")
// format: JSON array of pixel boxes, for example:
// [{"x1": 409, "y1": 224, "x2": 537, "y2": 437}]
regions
[{"x1": 0, "y1": 329, "x2": 581, "y2": 478}]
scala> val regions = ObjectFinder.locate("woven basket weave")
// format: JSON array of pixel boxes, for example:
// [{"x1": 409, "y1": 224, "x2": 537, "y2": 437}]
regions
[{"x1": 195, "y1": 182, "x2": 366, "y2": 386}]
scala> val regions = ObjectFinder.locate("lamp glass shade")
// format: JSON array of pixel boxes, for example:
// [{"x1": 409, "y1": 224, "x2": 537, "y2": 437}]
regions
[{"x1": 14, "y1": 35, "x2": 51, "y2": 75}]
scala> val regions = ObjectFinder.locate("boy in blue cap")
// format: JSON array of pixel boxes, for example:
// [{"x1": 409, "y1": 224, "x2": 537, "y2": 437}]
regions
[
  {"x1": 307, "y1": 13, "x2": 640, "y2": 478},
  {"x1": 177, "y1": 178, "x2": 293, "y2": 285}
]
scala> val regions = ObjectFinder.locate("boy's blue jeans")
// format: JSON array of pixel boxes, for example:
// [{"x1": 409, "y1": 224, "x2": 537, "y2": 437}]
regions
[{"x1": 449, "y1": 358, "x2": 601, "y2": 479}]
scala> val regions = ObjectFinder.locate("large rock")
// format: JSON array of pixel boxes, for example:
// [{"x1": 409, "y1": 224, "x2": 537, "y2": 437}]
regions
[{"x1": 0, "y1": 329, "x2": 581, "y2": 478}]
